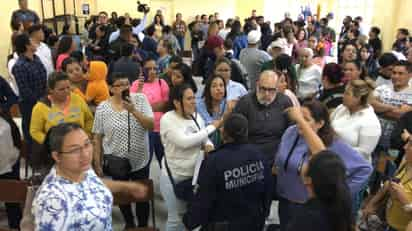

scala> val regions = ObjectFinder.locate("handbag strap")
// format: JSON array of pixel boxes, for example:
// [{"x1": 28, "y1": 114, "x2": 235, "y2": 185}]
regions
[
  {"x1": 163, "y1": 153, "x2": 177, "y2": 188},
  {"x1": 164, "y1": 113, "x2": 200, "y2": 188},
  {"x1": 283, "y1": 133, "x2": 300, "y2": 171},
  {"x1": 190, "y1": 113, "x2": 201, "y2": 130},
  {"x1": 127, "y1": 111, "x2": 130, "y2": 153}
]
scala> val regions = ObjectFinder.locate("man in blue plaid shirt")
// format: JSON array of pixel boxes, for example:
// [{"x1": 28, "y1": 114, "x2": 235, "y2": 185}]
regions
[{"x1": 12, "y1": 33, "x2": 47, "y2": 145}]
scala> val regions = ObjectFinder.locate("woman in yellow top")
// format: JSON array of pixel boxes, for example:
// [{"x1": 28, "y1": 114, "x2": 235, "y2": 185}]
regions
[
  {"x1": 30, "y1": 72, "x2": 94, "y2": 144},
  {"x1": 363, "y1": 135, "x2": 412, "y2": 230}
]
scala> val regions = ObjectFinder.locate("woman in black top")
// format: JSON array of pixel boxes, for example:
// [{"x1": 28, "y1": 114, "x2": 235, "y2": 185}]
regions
[
  {"x1": 87, "y1": 24, "x2": 109, "y2": 61},
  {"x1": 288, "y1": 152, "x2": 354, "y2": 231},
  {"x1": 318, "y1": 63, "x2": 345, "y2": 111}
]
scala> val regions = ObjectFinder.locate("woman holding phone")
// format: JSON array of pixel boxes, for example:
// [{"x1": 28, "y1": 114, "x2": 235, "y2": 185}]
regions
[
  {"x1": 93, "y1": 72, "x2": 154, "y2": 228},
  {"x1": 131, "y1": 57, "x2": 170, "y2": 168}
]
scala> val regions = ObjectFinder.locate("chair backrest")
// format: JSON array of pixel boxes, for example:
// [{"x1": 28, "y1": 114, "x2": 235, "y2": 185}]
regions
[
  {"x1": 113, "y1": 179, "x2": 154, "y2": 205},
  {"x1": 0, "y1": 180, "x2": 29, "y2": 203}
]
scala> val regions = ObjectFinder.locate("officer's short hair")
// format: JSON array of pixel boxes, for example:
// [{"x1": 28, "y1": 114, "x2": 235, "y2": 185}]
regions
[{"x1": 224, "y1": 113, "x2": 248, "y2": 142}]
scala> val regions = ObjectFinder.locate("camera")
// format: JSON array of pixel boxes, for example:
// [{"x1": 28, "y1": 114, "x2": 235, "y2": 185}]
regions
[{"x1": 137, "y1": 1, "x2": 150, "y2": 13}]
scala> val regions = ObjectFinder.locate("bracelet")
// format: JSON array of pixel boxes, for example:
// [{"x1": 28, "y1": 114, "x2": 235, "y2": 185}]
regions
[{"x1": 403, "y1": 203, "x2": 412, "y2": 212}]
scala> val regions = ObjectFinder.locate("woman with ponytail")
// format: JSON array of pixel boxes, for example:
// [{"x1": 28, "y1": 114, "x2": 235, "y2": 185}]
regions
[
  {"x1": 287, "y1": 152, "x2": 354, "y2": 231},
  {"x1": 274, "y1": 100, "x2": 372, "y2": 230}
]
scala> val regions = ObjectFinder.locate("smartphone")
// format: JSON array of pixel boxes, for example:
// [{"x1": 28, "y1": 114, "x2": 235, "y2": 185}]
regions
[
  {"x1": 121, "y1": 90, "x2": 130, "y2": 102},
  {"x1": 143, "y1": 68, "x2": 149, "y2": 82},
  {"x1": 392, "y1": 177, "x2": 401, "y2": 183}
]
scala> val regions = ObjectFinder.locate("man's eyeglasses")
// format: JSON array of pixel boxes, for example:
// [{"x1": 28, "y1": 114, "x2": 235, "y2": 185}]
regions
[
  {"x1": 59, "y1": 140, "x2": 93, "y2": 155},
  {"x1": 259, "y1": 86, "x2": 277, "y2": 93}
]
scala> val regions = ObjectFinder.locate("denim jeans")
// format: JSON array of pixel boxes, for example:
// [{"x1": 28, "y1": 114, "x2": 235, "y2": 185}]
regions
[
  {"x1": 177, "y1": 36, "x2": 185, "y2": 52},
  {"x1": 160, "y1": 171, "x2": 188, "y2": 231}
]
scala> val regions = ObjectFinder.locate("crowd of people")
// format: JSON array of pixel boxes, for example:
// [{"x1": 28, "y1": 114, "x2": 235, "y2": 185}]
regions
[{"x1": 1, "y1": 0, "x2": 412, "y2": 230}]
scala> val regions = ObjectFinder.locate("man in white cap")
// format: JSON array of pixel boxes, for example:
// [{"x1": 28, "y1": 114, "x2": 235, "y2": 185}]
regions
[
  {"x1": 261, "y1": 39, "x2": 288, "y2": 71},
  {"x1": 240, "y1": 30, "x2": 271, "y2": 91}
]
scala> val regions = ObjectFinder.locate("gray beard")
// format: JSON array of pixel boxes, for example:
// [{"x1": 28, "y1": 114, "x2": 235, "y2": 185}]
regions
[{"x1": 257, "y1": 98, "x2": 273, "y2": 106}]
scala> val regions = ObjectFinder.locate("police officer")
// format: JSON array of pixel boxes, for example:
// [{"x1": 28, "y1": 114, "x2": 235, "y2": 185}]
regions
[{"x1": 183, "y1": 113, "x2": 273, "y2": 231}]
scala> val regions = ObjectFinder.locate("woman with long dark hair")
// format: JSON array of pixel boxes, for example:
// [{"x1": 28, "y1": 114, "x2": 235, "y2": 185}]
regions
[
  {"x1": 342, "y1": 60, "x2": 367, "y2": 83},
  {"x1": 359, "y1": 44, "x2": 378, "y2": 79},
  {"x1": 287, "y1": 152, "x2": 354, "y2": 231},
  {"x1": 197, "y1": 74, "x2": 232, "y2": 147},
  {"x1": 168, "y1": 62, "x2": 197, "y2": 93},
  {"x1": 274, "y1": 100, "x2": 372, "y2": 230},
  {"x1": 159, "y1": 84, "x2": 223, "y2": 231},
  {"x1": 55, "y1": 36, "x2": 76, "y2": 71},
  {"x1": 87, "y1": 24, "x2": 109, "y2": 61},
  {"x1": 153, "y1": 14, "x2": 164, "y2": 41}
]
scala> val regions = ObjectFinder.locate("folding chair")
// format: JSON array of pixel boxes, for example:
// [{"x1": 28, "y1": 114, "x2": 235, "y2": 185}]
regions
[
  {"x1": 113, "y1": 179, "x2": 158, "y2": 231},
  {"x1": 0, "y1": 180, "x2": 30, "y2": 231}
]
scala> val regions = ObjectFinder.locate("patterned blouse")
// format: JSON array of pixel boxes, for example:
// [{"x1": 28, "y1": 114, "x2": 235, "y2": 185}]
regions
[{"x1": 32, "y1": 167, "x2": 113, "y2": 231}]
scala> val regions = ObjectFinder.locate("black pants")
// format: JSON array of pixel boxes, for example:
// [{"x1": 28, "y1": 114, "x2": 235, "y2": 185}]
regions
[
  {"x1": 111, "y1": 165, "x2": 150, "y2": 228},
  {"x1": 278, "y1": 197, "x2": 304, "y2": 231},
  {"x1": 0, "y1": 160, "x2": 22, "y2": 229},
  {"x1": 200, "y1": 218, "x2": 265, "y2": 231},
  {"x1": 149, "y1": 132, "x2": 164, "y2": 169}
]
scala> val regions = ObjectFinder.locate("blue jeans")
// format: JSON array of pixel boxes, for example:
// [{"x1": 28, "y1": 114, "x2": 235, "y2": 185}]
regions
[
  {"x1": 159, "y1": 171, "x2": 188, "y2": 231},
  {"x1": 278, "y1": 197, "x2": 304, "y2": 231},
  {"x1": 177, "y1": 36, "x2": 185, "y2": 51},
  {"x1": 149, "y1": 132, "x2": 164, "y2": 168}
]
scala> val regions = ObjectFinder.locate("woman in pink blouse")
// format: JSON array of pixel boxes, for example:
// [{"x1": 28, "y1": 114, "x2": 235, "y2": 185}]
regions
[
  {"x1": 55, "y1": 36, "x2": 76, "y2": 71},
  {"x1": 131, "y1": 57, "x2": 170, "y2": 168}
]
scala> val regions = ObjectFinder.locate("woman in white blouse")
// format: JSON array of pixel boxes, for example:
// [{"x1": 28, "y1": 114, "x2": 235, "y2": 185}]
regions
[
  {"x1": 331, "y1": 79, "x2": 382, "y2": 162},
  {"x1": 160, "y1": 84, "x2": 223, "y2": 231},
  {"x1": 93, "y1": 72, "x2": 154, "y2": 228}
]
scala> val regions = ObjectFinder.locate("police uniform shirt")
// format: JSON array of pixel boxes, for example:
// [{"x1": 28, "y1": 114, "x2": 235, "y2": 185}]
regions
[{"x1": 183, "y1": 143, "x2": 273, "y2": 230}]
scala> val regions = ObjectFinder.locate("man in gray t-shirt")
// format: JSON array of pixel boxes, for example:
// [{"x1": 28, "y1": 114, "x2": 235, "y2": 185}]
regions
[{"x1": 240, "y1": 30, "x2": 272, "y2": 91}]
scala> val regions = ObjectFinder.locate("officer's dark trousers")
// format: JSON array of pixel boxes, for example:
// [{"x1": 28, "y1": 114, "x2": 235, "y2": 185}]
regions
[{"x1": 200, "y1": 217, "x2": 265, "y2": 231}]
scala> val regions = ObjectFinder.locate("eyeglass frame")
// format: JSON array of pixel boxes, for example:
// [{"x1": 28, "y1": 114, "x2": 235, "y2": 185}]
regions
[{"x1": 59, "y1": 139, "x2": 93, "y2": 155}]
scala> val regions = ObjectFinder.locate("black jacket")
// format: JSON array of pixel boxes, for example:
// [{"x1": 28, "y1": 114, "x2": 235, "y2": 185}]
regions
[
  {"x1": 108, "y1": 37, "x2": 130, "y2": 62},
  {"x1": 287, "y1": 199, "x2": 332, "y2": 231},
  {"x1": 183, "y1": 143, "x2": 273, "y2": 231}
]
